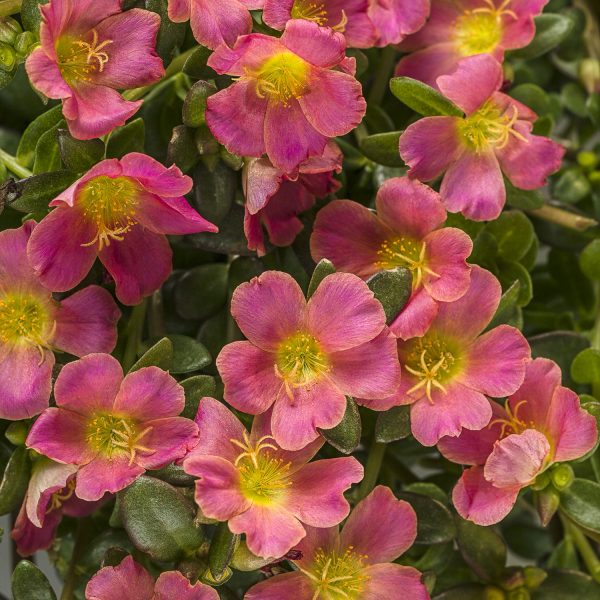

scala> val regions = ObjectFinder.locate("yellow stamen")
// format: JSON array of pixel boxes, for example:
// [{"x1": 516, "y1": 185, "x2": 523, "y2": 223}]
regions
[
  {"x1": 376, "y1": 238, "x2": 440, "y2": 289},
  {"x1": 46, "y1": 478, "x2": 76, "y2": 514},
  {"x1": 56, "y1": 28, "x2": 113, "y2": 84},
  {"x1": 489, "y1": 399, "x2": 533, "y2": 437}
]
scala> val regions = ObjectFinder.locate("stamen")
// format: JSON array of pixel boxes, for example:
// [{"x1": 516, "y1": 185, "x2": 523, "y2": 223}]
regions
[
  {"x1": 74, "y1": 29, "x2": 113, "y2": 72},
  {"x1": 489, "y1": 399, "x2": 533, "y2": 437},
  {"x1": 56, "y1": 28, "x2": 113, "y2": 83},
  {"x1": 376, "y1": 239, "x2": 440, "y2": 289}
]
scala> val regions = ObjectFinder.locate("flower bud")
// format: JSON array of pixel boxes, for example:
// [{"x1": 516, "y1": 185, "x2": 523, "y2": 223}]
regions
[
  {"x1": 5, "y1": 421, "x2": 29, "y2": 445},
  {"x1": 200, "y1": 566, "x2": 232, "y2": 586},
  {"x1": 507, "y1": 589, "x2": 530, "y2": 600},
  {"x1": 0, "y1": 17, "x2": 21, "y2": 45},
  {"x1": 0, "y1": 42, "x2": 16, "y2": 71},
  {"x1": 523, "y1": 566, "x2": 547, "y2": 590},
  {"x1": 577, "y1": 151, "x2": 598, "y2": 171},
  {"x1": 530, "y1": 470, "x2": 550, "y2": 491},
  {"x1": 14, "y1": 31, "x2": 37, "y2": 58},
  {"x1": 485, "y1": 585, "x2": 506, "y2": 600},
  {"x1": 534, "y1": 486, "x2": 561, "y2": 526},
  {"x1": 551, "y1": 463, "x2": 575, "y2": 491},
  {"x1": 580, "y1": 58, "x2": 600, "y2": 94}
]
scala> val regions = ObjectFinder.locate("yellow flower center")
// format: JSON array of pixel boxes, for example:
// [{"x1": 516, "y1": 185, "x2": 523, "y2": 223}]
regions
[
  {"x1": 300, "y1": 547, "x2": 370, "y2": 600},
  {"x1": 489, "y1": 400, "x2": 535, "y2": 438},
  {"x1": 46, "y1": 479, "x2": 76, "y2": 514},
  {"x1": 251, "y1": 51, "x2": 310, "y2": 106},
  {"x1": 77, "y1": 175, "x2": 141, "y2": 251},
  {"x1": 376, "y1": 238, "x2": 439, "y2": 289},
  {"x1": 86, "y1": 414, "x2": 154, "y2": 465},
  {"x1": 231, "y1": 431, "x2": 292, "y2": 505},
  {"x1": 403, "y1": 334, "x2": 462, "y2": 404},
  {"x1": 56, "y1": 28, "x2": 113, "y2": 85},
  {"x1": 454, "y1": 0, "x2": 515, "y2": 56},
  {"x1": 290, "y1": 0, "x2": 348, "y2": 31},
  {"x1": 458, "y1": 100, "x2": 528, "y2": 153}
]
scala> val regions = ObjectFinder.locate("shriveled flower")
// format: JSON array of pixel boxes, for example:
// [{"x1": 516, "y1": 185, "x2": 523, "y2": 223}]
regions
[
  {"x1": 12, "y1": 459, "x2": 107, "y2": 557},
  {"x1": 244, "y1": 142, "x2": 342, "y2": 256},
  {"x1": 263, "y1": 0, "x2": 379, "y2": 49},
  {"x1": 0, "y1": 222, "x2": 120, "y2": 421},
  {"x1": 206, "y1": 19, "x2": 366, "y2": 174},
  {"x1": 26, "y1": 353, "x2": 198, "y2": 501},
  {"x1": 26, "y1": 0, "x2": 164, "y2": 140},
  {"x1": 183, "y1": 398, "x2": 364, "y2": 558},
  {"x1": 167, "y1": 0, "x2": 263, "y2": 50},
  {"x1": 86, "y1": 555, "x2": 219, "y2": 600},
  {"x1": 368, "y1": 266, "x2": 530, "y2": 446},
  {"x1": 27, "y1": 153, "x2": 217, "y2": 306},
  {"x1": 216, "y1": 270, "x2": 401, "y2": 450},
  {"x1": 246, "y1": 485, "x2": 430, "y2": 600},
  {"x1": 311, "y1": 176, "x2": 472, "y2": 339},
  {"x1": 439, "y1": 358, "x2": 598, "y2": 525},
  {"x1": 399, "y1": 54, "x2": 564, "y2": 221},
  {"x1": 368, "y1": 0, "x2": 431, "y2": 46},
  {"x1": 397, "y1": 0, "x2": 548, "y2": 86}
]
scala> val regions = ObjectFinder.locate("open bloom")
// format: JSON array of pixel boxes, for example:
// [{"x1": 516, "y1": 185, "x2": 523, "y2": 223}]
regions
[
  {"x1": 439, "y1": 358, "x2": 598, "y2": 525},
  {"x1": 368, "y1": 0, "x2": 431, "y2": 46},
  {"x1": 216, "y1": 271, "x2": 401, "y2": 450},
  {"x1": 26, "y1": 353, "x2": 198, "y2": 501},
  {"x1": 399, "y1": 54, "x2": 564, "y2": 221},
  {"x1": 167, "y1": 0, "x2": 263, "y2": 50},
  {"x1": 86, "y1": 555, "x2": 219, "y2": 600},
  {"x1": 27, "y1": 153, "x2": 217, "y2": 306},
  {"x1": 246, "y1": 485, "x2": 430, "y2": 600},
  {"x1": 12, "y1": 459, "x2": 106, "y2": 556},
  {"x1": 397, "y1": 0, "x2": 548, "y2": 86},
  {"x1": 0, "y1": 222, "x2": 119, "y2": 421},
  {"x1": 183, "y1": 398, "x2": 363, "y2": 558},
  {"x1": 244, "y1": 141, "x2": 342, "y2": 256},
  {"x1": 311, "y1": 176, "x2": 472, "y2": 339},
  {"x1": 206, "y1": 19, "x2": 366, "y2": 174},
  {"x1": 26, "y1": 0, "x2": 164, "y2": 140},
  {"x1": 369, "y1": 266, "x2": 530, "y2": 446}
]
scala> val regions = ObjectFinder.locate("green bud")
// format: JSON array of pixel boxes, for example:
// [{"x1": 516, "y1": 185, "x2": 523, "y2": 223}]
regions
[
  {"x1": 0, "y1": 42, "x2": 16, "y2": 71},
  {"x1": 485, "y1": 585, "x2": 506, "y2": 600},
  {"x1": 534, "y1": 486, "x2": 561, "y2": 526},
  {"x1": 220, "y1": 146, "x2": 244, "y2": 171},
  {"x1": 230, "y1": 540, "x2": 272, "y2": 572},
  {"x1": 182, "y1": 80, "x2": 217, "y2": 128},
  {"x1": 14, "y1": 31, "x2": 37, "y2": 57},
  {"x1": 200, "y1": 566, "x2": 232, "y2": 586},
  {"x1": 5, "y1": 421, "x2": 29, "y2": 446},
  {"x1": 577, "y1": 151, "x2": 598, "y2": 171},
  {"x1": 530, "y1": 471, "x2": 550, "y2": 491},
  {"x1": 590, "y1": 171, "x2": 600, "y2": 188},
  {"x1": 0, "y1": 17, "x2": 22, "y2": 45},
  {"x1": 507, "y1": 589, "x2": 530, "y2": 600},
  {"x1": 551, "y1": 463, "x2": 575, "y2": 491},
  {"x1": 523, "y1": 566, "x2": 547, "y2": 590},
  {"x1": 579, "y1": 58, "x2": 600, "y2": 94},
  {"x1": 194, "y1": 125, "x2": 219, "y2": 156}
]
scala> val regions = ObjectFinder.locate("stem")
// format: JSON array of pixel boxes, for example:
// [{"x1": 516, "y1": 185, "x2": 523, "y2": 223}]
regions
[
  {"x1": 0, "y1": 0, "x2": 21, "y2": 17},
  {"x1": 60, "y1": 520, "x2": 88, "y2": 600},
  {"x1": 528, "y1": 204, "x2": 598, "y2": 232},
  {"x1": 368, "y1": 46, "x2": 397, "y2": 107},
  {"x1": 357, "y1": 441, "x2": 387, "y2": 500},
  {"x1": 0, "y1": 148, "x2": 32, "y2": 179},
  {"x1": 560, "y1": 512, "x2": 600, "y2": 582},
  {"x1": 591, "y1": 282, "x2": 600, "y2": 398},
  {"x1": 148, "y1": 290, "x2": 166, "y2": 339},
  {"x1": 122, "y1": 298, "x2": 148, "y2": 371}
]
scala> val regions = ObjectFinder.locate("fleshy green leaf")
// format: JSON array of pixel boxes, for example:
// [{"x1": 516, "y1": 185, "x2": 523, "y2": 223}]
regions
[
  {"x1": 0, "y1": 446, "x2": 31, "y2": 515},
  {"x1": 456, "y1": 519, "x2": 507, "y2": 582},
  {"x1": 560, "y1": 479, "x2": 600, "y2": 534},
  {"x1": 374, "y1": 405, "x2": 411, "y2": 443},
  {"x1": 11, "y1": 560, "x2": 57, "y2": 600},
  {"x1": 396, "y1": 491, "x2": 457, "y2": 544},
  {"x1": 389, "y1": 77, "x2": 464, "y2": 117},
  {"x1": 367, "y1": 267, "x2": 412, "y2": 324},
  {"x1": 208, "y1": 521, "x2": 239, "y2": 580},
  {"x1": 129, "y1": 337, "x2": 173, "y2": 373},
  {"x1": 307, "y1": 259, "x2": 336, "y2": 299},
  {"x1": 511, "y1": 13, "x2": 575, "y2": 60},
  {"x1": 359, "y1": 132, "x2": 404, "y2": 167},
  {"x1": 105, "y1": 118, "x2": 145, "y2": 158},
  {"x1": 16, "y1": 105, "x2": 63, "y2": 168},
  {"x1": 57, "y1": 129, "x2": 104, "y2": 172},
  {"x1": 319, "y1": 397, "x2": 362, "y2": 454},
  {"x1": 571, "y1": 348, "x2": 600, "y2": 385},
  {"x1": 5, "y1": 170, "x2": 78, "y2": 213}
]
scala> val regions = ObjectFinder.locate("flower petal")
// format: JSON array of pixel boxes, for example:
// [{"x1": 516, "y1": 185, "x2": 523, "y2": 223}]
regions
[
  {"x1": 362, "y1": 564, "x2": 429, "y2": 600},
  {"x1": 154, "y1": 571, "x2": 220, "y2": 600},
  {"x1": 389, "y1": 287, "x2": 439, "y2": 340},
  {"x1": 188, "y1": 0, "x2": 252, "y2": 49},
  {"x1": 245, "y1": 572, "x2": 314, "y2": 600},
  {"x1": 76, "y1": 454, "x2": 145, "y2": 501},
  {"x1": 25, "y1": 47, "x2": 70, "y2": 99},
  {"x1": 85, "y1": 556, "x2": 154, "y2": 600},
  {"x1": 281, "y1": 19, "x2": 346, "y2": 68}
]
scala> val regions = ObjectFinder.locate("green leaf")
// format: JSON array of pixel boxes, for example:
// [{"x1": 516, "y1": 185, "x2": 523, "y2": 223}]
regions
[
  {"x1": 231, "y1": 540, "x2": 272, "y2": 572},
  {"x1": 307, "y1": 259, "x2": 336, "y2": 299},
  {"x1": 167, "y1": 125, "x2": 198, "y2": 173},
  {"x1": 505, "y1": 178, "x2": 545, "y2": 211},
  {"x1": 119, "y1": 475, "x2": 203, "y2": 561},
  {"x1": 57, "y1": 129, "x2": 104, "y2": 172},
  {"x1": 106, "y1": 118, "x2": 145, "y2": 158},
  {"x1": 374, "y1": 405, "x2": 411, "y2": 443},
  {"x1": 396, "y1": 491, "x2": 457, "y2": 544},
  {"x1": 389, "y1": 77, "x2": 463, "y2": 117},
  {"x1": 7, "y1": 170, "x2": 78, "y2": 213},
  {"x1": 209, "y1": 522, "x2": 238, "y2": 580},
  {"x1": 192, "y1": 160, "x2": 237, "y2": 225},
  {"x1": 367, "y1": 267, "x2": 412, "y2": 324},
  {"x1": 32, "y1": 122, "x2": 63, "y2": 174},
  {"x1": 560, "y1": 479, "x2": 600, "y2": 534},
  {"x1": 319, "y1": 397, "x2": 362, "y2": 454},
  {"x1": 456, "y1": 519, "x2": 506, "y2": 583},
  {"x1": 533, "y1": 570, "x2": 600, "y2": 599},
  {"x1": 145, "y1": 0, "x2": 186, "y2": 63},
  {"x1": 129, "y1": 337, "x2": 173, "y2": 373},
  {"x1": 486, "y1": 210, "x2": 535, "y2": 263},
  {"x1": 174, "y1": 264, "x2": 229, "y2": 321},
  {"x1": 181, "y1": 375, "x2": 217, "y2": 420},
  {"x1": 510, "y1": 83, "x2": 552, "y2": 116},
  {"x1": 11, "y1": 560, "x2": 57, "y2": 600},
  {"x1": 183, "y1": 80, "x2": 217, "y2": 128},
  {"x1": 511, "y1": 13, "x2": 575, "y2": 60},
  {"x1": 0, "y1": 447, "x2": 31, "y2": 515},
  {"x1": 359, "y1": 132, "x2": 404, "y2": 167},
  {"x1": 20, "y1": 0, "x2": 49, "y2": 32},
  {"x1": 571, "y1": 348, "x2": 600, "y2": 385},
  {"x1": 182, "y1": 46, "x2": 215, "y2": 80},
  {"x1": 432, "y1": 584, "x2": 487, "y2": 600},
  {"x1": 16, "y1": 105, "x2": 63, "y2": 168},
  {"x1": 168, "y1": 334, "x2": 212, "y2": 374},
  {"x1": 488, "y1": 280, "x2": 521, "y2": 329},
  {"x1": 580, "y1": 239, "x2": 600, "y2": 281},
  {"x1": 498, "y1": 260, "x2": 533, "y2": 307},
  {"x1": 554, "y1": 167, "x2": 591, "y2": 204},
  {"x1": 151, "y1": 463, "x2": 196, "y2": 487}
]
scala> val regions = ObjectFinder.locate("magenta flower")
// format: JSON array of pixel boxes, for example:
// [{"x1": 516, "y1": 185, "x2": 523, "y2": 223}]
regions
[
  {"x1": 27, "y1": 153, "x2": 217, "y2": 306},
  {"x1": 368, "y1": 0, "x2": 431, "y2": 46},
  {"x1": 12, "y1": 459, "x2": 106, "y2": 556},
  {"x1": 439, "y1": 358, "x2": 598, "y2": 525},
  {"x1": 86, "y1": 555, "x2": 219, "y2": 600},
  {"x1": 216, "y1": 271, "x2": 401, "y2": 450},
  {"x1": 368, "y1": 266, "x2": 530, "y2": 446},
  {"x1": 0, "y1": 222, "x2": 119, "y2": 421},
  {"x1": 311, "y1": 176, "x2": 473, "y2": 339},
  {"x1": 399, "y1": 54, "x2": 565, "y2": 221},
  {"x1": 263, "y1": 0, "x2": 379, "y2": 49},
  {"x1": 183, "y1": 398, "x2": 364, "y2": 558},
  {"x1": 26, "y1": 353, "x2": 198, "y2": 501},
  {"x1": 244, "y1": 142, "x2": 342, "y2": 256},
  {"x1": 397, "y1": 0, "x2": 548, "y2": 86},
  {"x1": 167, "y1": 0, "x2": 263, "y2": 50},
  {"x1": 25, "y1": 0, "x2": 164, "y2": 140},
  {"x1": 246, "y1": 485, "x2": 430, "y2": 600},
  {"x1": 206, "y1": 19, "x2": 366, "y2": 174}
]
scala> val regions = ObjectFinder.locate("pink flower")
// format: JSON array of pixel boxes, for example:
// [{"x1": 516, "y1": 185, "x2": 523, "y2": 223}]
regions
[
  {"x1": 368, "y1": 266, "x2": 530, "y2": 446},
  {"x1": 311, "y1": 176, "x2": 473, "y2": 339},
  {"x1": 397, "y1": 0, "x2": 548, "y2": 87},
  {"x1": 12, "y1": 459, "x2": 106, "y2": 556},
  {"x1": 26, "y1": 353, "x2": 199, "y2": 501},
  {"x1": 167, "y1": 0, "x2": 263, "y2": 50},
  {"x1": 216, "y1": 270, "x2": 401, "y2": 450},
  {"x1": 25, "y1": 0, "x2": 164, "y2": 140},
  {"x1": 245, "y1": 485, "x2": 430, "y2": 600},
  {"x1": 368, "y1": 0, "x2": 431, "y2": 46},
  {"x1": 206, "y1": 19, "x2": 366, "y2": 174},
  {"x1": 183, "y1": 398, "x2": 364, "y2": 559},
  {"x1": 439, "y1": 358, "x2": 598, "y2": 525},
  {"x1": 399, "y1": 54, "x2": 565, "y2": 221},
  {"x1": 86, "y1": 555, "x2": 219, "y2": 600},
  {"x1": 0, "y1": 222, "x2": 120, "y2": 421},
  {"x1": 27, "y1": 153, "x2": 217, "y2": 306},
  {"x1": 263, "y1": 0, "x2": 379, "y2": 49},
  {"x1": 244, "y1": 141, "x2": 342, "y2": 256}
]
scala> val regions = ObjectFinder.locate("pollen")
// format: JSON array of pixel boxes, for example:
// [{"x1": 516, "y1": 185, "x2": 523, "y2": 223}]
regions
[
  {"x1": 251, "y1": 51, "x2": 310, "y2": 107},
  {"x1": 46, "y1": 479, "x2": 76, "y2": 514},
  {"x1": 290, "y1": 1, "x2": 348, "y2": 32},
  {"x1": 56, "y1": 28, "x2": 113, "y2": 85},
  {"x1": 489, "y1": 399, "x2": 535, "y2": 438},
  {"x1": 77, "y1": 175, "x2": 142, "y2": 251}
]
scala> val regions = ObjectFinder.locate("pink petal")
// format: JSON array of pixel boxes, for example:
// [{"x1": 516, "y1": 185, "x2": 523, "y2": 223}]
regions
[
  {"x1": 362, "y1": 564, "x2": 429, "y2": 600},
  {"x1": 76, "y1": 454, "x2": 145, "y2": 501},
  {"x1": 340, "y1": 486, "x2": 416, "y2": 563},
  {"x1": 25, "y1": 48, "x2": 71, "y2": 99},
  {"x1": 207, "y1": 34, "x2": 283, "y2": 75},
  {"x1": 189, "y1": 0, "x2": 252, "y2": 50},
  {"x1": 281, "y1": 19, "x2": 346, "y2": 68},
  {"x1": 0, "y1": 221, "x2": 38, "y2": 289},
  {"x1": 40, "y1": 0, "x2": 121, "y2": 38},
  {"x1": 369, "y1": 0, "x2": 430, "y2": 45},
  {"x1": 154, "y1": 571, "x2": 220, "y2": 600},
  {"x1": 245, "y1": 572, "x2": 314, "y2": 600},
  {"x1": 167, "y1": 0, "x2": 190, "y2": 22},
  {"x1": 120, "y1": 153, "x2": 192, "y2": 197},
  {"x1": 12, "y1": 504, "x2": 62, "y2": 557},
  {"x1": 244, "y1": 158, "x2": 284, "y2": 214},
  {"x1": 389, "y1": 287, "x2": 439, "y2": 340},
  {"x1": 395, "y1": 43, "x2": 461, "y2": 88},
  {"x1": 294, "y1": 525, "x2": 339, "y2": 566},
  {"x1": 85, "y1": 556, "x2": 154, "y2": 600}
]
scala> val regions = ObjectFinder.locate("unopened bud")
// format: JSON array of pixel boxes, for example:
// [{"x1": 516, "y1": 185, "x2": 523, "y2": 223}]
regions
[
  {"x1": 0, "y1": 17, "x2": 21, "y2": 45},
  {"x1": 485, "y1": 585, "x2": 506, "y2": 600},
  {"x1": 551, "y1": 463, "x2": 575, "y2": 491},
  {"x1": 530, "y1": 471, "x2": 550, "y2": 491},
  {"x1": 200, "y1": 566, "x2": 232, "y2": 586},
  {"x1": 534, "y1": 486, "x2": 561, "y2": 526},
  {"x1": 507, "y1": 589, "x2": 530, "y2": 600},
  {"x1": 580, "y1": 58, "x2": 600, "y2": 94},
  {"x1": 14, "y1": 31, "x2": 37, "y2": 57},
  {"x1": 523, "y1": 566, "x2": 547, "y2": 590},
  {"x1": 5, "y1": 421, "x2": 28, "y2": 445},
  {"x1": 0, "y1": 42, "x2": 16, "y2": 71},
  {"x1": 577, "y1": 151, "x2": 598, "y2": 171}
]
